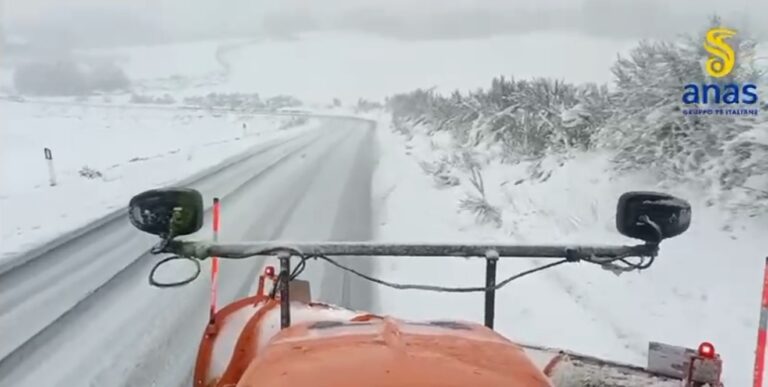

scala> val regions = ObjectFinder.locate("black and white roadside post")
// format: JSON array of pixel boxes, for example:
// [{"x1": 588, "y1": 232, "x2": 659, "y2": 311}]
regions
[
  {"x1": 44, "y1": 147, "x2": 57, "y2": 186},
  {"x1": 242, "y1": 122, "x2": 247, "y2": 137}
]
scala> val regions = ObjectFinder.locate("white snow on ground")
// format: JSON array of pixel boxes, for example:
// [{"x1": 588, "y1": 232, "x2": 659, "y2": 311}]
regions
[
  {"x1": 0, "y1": 100, "x2": 316, "y2": 259},
  {"x1": 370, "y1": 113, "x2": 767, "y2": 387}
]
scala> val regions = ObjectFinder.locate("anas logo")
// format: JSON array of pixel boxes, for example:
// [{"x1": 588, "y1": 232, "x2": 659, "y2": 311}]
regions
[
  {"x1": 704, "y1": 27, "x2": 736, "y2": 78},
  {"x1": 682, "y1": 26, "x2": 759, "y2": 116}
]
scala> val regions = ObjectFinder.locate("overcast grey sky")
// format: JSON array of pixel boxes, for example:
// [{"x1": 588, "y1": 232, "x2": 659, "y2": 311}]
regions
[{"x1": 2, "y1": 0, "x2": 765, "y2": 48}]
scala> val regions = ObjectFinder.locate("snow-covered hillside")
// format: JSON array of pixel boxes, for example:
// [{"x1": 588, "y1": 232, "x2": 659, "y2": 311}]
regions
[{"x1": 61, "y1": 32, "x2": 636, "y2": 103}]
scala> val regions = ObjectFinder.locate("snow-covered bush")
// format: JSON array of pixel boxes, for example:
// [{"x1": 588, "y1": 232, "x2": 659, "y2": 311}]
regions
[
  {"x1": 388, "y1": 15, "x2": 767, "y2": 215},
  {"x1": 391, "y1": 116, "x2": 415, "y2": 139},
  {"x1": 389, "y1": 78, "x2": 609, "y2": 159},
  {"x1": 597, "y1": 16, "x2": 766, "y2": 212},
  {"x1": 418, "y1": 159, "x2": 460, "y2": 189},
  {"x1": 78, "y1": 166, "x2": 103, "y2": 179},
  {"x1": 458, "y1": 165, "x2": 502, "y2": 228},
  {"x1": 265, "y1": 95, "x2": 302, "y2": 110},
  {"x1": 183, "y1": 92, "x2": 264, "y2": 110},
  {"x1": 131, "y1": 93, "x2": 176, "y2": 105},
  {"x1": 355, "y1": 98, "x2": 383, "y2": 113},
  {"x1": 715, "y1": 121, "x2": 768, "y2": 214},
  {"x1": 182, "y1": 93, "x2": 301, "y2": 112}
]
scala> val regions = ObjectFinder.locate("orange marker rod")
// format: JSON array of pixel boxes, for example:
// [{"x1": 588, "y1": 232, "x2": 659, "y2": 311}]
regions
[{"x1": 209, "y1": 198, "x2": 221, "y2": 324}]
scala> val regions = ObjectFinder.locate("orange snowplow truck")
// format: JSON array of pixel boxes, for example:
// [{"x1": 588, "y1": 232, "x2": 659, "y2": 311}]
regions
[
  {"x1": 193, "y1": 273, "x2": 551, "y2": 387},
  {"x1": 128, "y1": 188, "x2": 725, "y2": 387}
]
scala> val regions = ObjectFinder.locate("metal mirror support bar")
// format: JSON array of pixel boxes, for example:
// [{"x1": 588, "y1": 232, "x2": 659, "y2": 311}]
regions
[
  {"x1": 167, "y1": 241, "x2": 659, "y2": 260},
  {"x1": 162, "y1": 241, "x2": 659, "y2": 330}
]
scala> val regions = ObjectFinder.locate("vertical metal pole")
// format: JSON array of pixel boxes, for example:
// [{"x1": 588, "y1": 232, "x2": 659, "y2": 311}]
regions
[
  {"x1": 279, "y1": 253, "x2": 291, "y2": 329},
  {"x1": 484, "y1": 250, "x2": 499, "y2": 329}
]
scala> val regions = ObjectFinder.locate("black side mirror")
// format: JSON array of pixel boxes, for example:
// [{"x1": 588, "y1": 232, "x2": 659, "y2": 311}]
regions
[
  {"x1": 616, "y1": 191, "x2": 691, "y2": 243},
  {"x1": 128, "y1": 188, "x2": 204, "y2": 238}
]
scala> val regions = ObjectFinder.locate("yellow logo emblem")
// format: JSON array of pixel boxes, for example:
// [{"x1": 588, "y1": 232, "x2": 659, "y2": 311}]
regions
[{"x1": 704, "y1": 27, "x2": 736, "y2": 78}]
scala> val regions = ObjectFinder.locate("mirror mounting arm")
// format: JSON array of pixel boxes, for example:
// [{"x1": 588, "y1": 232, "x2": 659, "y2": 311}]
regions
[
  {"x1": 639, "y1": 215, "x2": 664, "y2": 244},
  {"x1": 150, "y1": 208, "x2": 186, "y2": 254},
  {"x1": 151, "y1": 236, "x2": 174, "y2": 254}
]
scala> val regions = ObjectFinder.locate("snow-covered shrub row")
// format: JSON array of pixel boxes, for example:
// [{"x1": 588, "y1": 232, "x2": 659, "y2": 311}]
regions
[
  {"x1": 388, "y1": 17, "x2": 768, "y2": 215},
  {"x1": 265, "y1": 95, "x2": 303, "y2": 110},
  {"x1": 389, "y1": 79, "x2": 610, "y2": 158},
  {"x1": 129, "y1": 93, "x2": 176, "y2": 105},
  {"x1": 78, "y1": 166, "x2": 103, "y2": 180},
  {"x1": 183, "y1": 92, "x2": 265, "y2": 110},
  {"x1": 600, "y1": 18, "x2": 764, "y2": 184},
  {"x1": 355, "y1": 98, "x2": 384, "y2": 113},
  {"x1": 459, "y1": 164, "x2": 502, "y2": 228},
  {"x1": 182, "y1": 93, "x2": 302, "y2": 112}
]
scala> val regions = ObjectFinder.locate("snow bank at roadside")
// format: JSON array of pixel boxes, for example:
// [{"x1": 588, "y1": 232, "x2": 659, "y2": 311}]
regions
[
  {"x1": 371, "y1": 113, "x2": 767, "y2": 387},
  {"x1": 0, "y1": 101, "x2": 317, "y2": 258}
]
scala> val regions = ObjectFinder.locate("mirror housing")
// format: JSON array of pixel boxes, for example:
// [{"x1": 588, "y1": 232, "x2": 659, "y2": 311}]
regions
[
  {"x1": 128, "y1": 188, "x2": 204, "y2": 237},
  {"x1": 616, "y1": 192, "x2": 691, "y2": 243}
]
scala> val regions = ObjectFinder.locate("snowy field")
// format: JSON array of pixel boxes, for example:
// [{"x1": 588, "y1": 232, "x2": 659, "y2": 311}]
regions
[
  {"x1": 0, "y1": 100, "x2": 315, "y2": 261},
  {"x1": 370, "y1": 113, "x2": 767, "y2": 387}
]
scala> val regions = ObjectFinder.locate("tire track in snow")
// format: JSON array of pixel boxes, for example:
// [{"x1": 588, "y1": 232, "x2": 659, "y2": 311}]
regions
[
  {"x1": 509, "y1": 199, "x2": 648, "y2": 361},
  {"x1": 119, "y1": 125, "x2": 362, "y2": 387},
  {"x1": 535, "y1": 259, "x2": 649, "y2": 359}
]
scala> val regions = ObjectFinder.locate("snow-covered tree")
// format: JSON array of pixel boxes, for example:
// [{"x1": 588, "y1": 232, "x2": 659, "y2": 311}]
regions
[
  {"x1": 385, "y1": 15, "x2": 766, "y2": 215},
  {"x1": 598, "y1": 16, "x2": 763, "y2": 186}
]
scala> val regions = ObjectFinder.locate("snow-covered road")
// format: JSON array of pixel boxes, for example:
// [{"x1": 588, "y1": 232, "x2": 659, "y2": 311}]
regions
[{"x1": 0, "y1": 117, "x2": 376, "y2": 387}]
